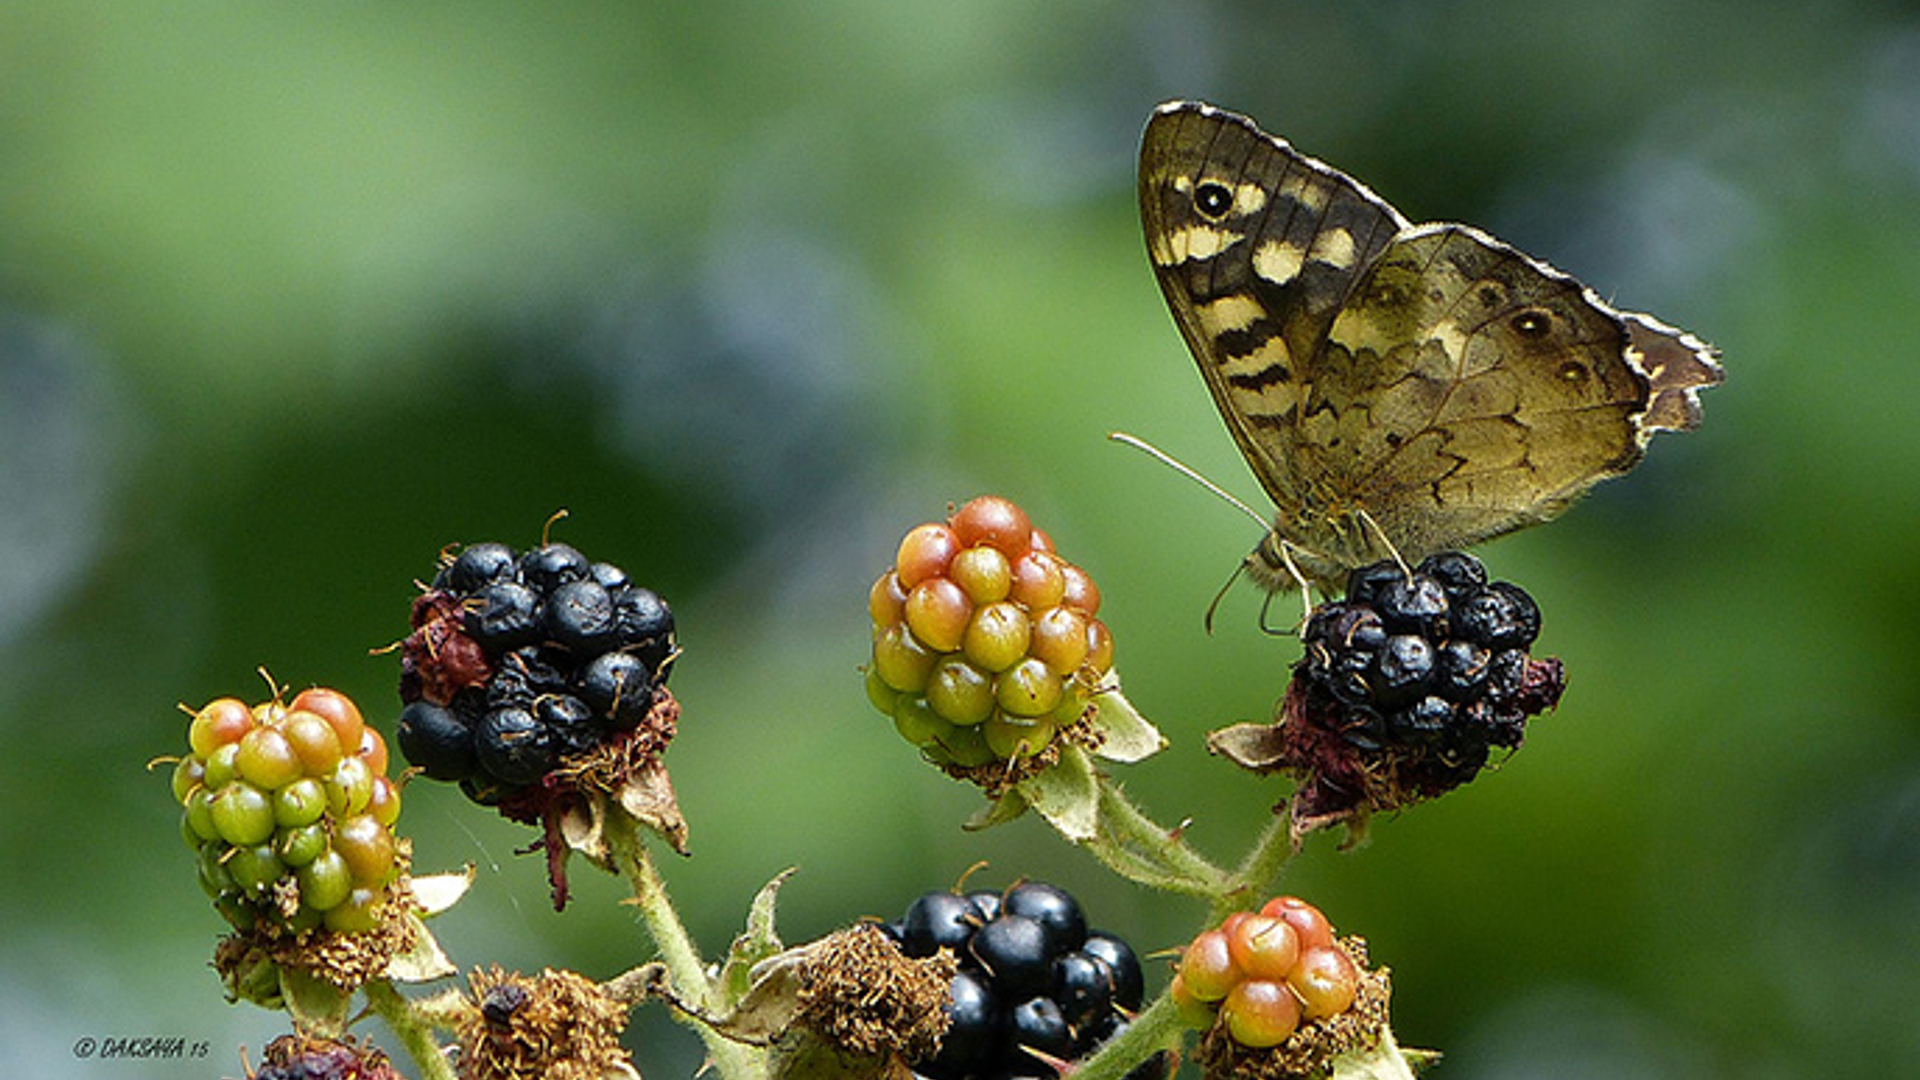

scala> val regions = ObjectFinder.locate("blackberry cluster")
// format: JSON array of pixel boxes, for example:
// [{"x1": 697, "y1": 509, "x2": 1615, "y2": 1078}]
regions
[
  {"x1": 1171, "y1": 896, "x2": 1365, "y2": 1048},
  {"x1": 171, "y1": 688, "x2": 402, "y2": 936},
  {"x1": 1293, "y1": 551, "x2": 1565, "y2": 795},
  {"x1": 866, "y1": 496, "x2": 1114, "y2": 776},
  {"x1": 250, "y1": 1034, "x2": 401, "y2": 1080},
  {"x1": 396, "y1": 540, "x2": 676, "y2": 805},
  {"x1": 878, "y1": 882, "x2": 1156, "y2": 1080}
]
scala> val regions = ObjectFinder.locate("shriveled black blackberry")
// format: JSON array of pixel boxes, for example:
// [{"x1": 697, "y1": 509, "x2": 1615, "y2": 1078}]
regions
[
  {"x1": 1260, "y1": 551, "x2": 1566, "y2": 827},
  {"x1": 251, "y1": 1034, "x2": 402, "y2": 1080},
  {"x1": 396, "y1": 539, "x2": 679, "y2": 806},
  {"x1": 891, "y1": 882, "x2": 1148, "y2": 1080},
  {"x1": 1211, "y1": 552, "x2": 1569, "y2": 841}
]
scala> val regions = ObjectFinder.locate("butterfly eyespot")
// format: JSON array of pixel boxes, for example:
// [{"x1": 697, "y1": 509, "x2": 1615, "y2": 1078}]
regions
[
  {"x1": 1194, "y1": 181, "x2": 1234, "y2": 219},
  {"x1": 1511, "y1": 310, "x2": 1553, "y2": 337},
  {"x1": 1558, "y1": 361, "x2": 1589, "y2": 383}
]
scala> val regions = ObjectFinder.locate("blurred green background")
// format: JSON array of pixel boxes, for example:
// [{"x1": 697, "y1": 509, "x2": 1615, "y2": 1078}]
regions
[{"x1": 4, "y1": 1, "x2": 1917, "y2": 1077}]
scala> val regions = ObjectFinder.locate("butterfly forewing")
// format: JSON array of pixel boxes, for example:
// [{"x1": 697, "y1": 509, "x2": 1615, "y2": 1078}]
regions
[{"x1": 1139, "y1": 101, "x2": 1406, "y2": 515}]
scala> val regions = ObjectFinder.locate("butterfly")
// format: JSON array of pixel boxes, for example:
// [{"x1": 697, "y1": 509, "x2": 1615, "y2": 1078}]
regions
[{"x1": 1138, "y1": 100, "x2": 1724, "y2": 596}]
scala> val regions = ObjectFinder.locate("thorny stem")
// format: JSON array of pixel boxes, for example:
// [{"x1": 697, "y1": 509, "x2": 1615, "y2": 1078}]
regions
[
  {"x1": 1072, "y1": 990, "x2": 1185, "y2": 1080},
  {"x1": 1084, "y1": 775, "x2": 1243, "y2": 899},
  {"x1": 1227, "y1": 813, "x2": 1295, "y2": 912},
  {"x1": 363, "y1": 979, "x2": 459, "y2": 1080},
  {"x1": 604, "y1": 801, "x2": 765, "y2": 1080}
]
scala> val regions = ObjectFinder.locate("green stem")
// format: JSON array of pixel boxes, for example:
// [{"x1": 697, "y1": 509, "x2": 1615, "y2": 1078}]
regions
[
  {"x1": 604, "y1": 803, "x2": 764, "y2": 1080},
  {"x1": 1226, "y1": 812, "x2": 1295, "y2": 906},
  {"x1": 363, "y1": 979, "x2": 458, "y2": 1080},
  {"x1": 1086, "y1": 776, "x2": 1234, "y2": 896},
  {"x1": 1072, "y1": 990, "x2": 1185, "y2": 1080}
]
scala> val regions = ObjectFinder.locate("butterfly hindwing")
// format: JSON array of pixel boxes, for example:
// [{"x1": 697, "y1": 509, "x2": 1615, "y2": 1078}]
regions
[{"x1": 1310, "y1": 225, "x2": 1655, "y2": 557}]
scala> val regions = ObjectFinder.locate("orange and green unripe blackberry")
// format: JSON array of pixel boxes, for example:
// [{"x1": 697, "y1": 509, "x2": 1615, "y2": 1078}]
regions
[
  {"x1": 173, "y1": 687, "x2": 402, "y2": 935},
  {"x1": 1172, "y1": 896, "x2": 1363, "y2": 1049},
  {"x1": 867, "y1": 496, "x2": 1114, "y2": 767}
]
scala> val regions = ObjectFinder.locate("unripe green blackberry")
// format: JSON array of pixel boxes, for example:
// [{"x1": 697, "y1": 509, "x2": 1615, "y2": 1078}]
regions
[
  {"x1": 867, "y1": 496, "x2": 1114, "y2": 779},
  {"x1": 169, "y1": 686, "x2": 403, "y2": 935}
]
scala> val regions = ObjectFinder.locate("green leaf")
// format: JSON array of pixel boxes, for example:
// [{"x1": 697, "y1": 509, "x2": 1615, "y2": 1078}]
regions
[
  {"x1": 1086, "y1": 678, "x2": 1167, "y2": 763},
  {"x1": 279, "y1": 963, "x2": 351, "y2": 1035},
  {"x1": 717, "y1": 868, "x2": 796, "y2": 1006},
  {"x1": 1019, "y1": 743, "x2": 1100, "y2": 841}
]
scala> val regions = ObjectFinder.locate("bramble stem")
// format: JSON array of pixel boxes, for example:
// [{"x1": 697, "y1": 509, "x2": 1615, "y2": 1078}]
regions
[
  {"x1": 1077, "y1": 990, "x2": 1186, "y2": 1080},
  {"x1": 363, "y1": 979, "x2": 458, "y2": 1080},
  {"x1": 1084, "y1": 775, "x2": 1243, "y2": 898},
  {"x1": 1227, "y1": 812, "x2": 1295, "y2": 909},
  {"x1": 603, "y1": 802, "x2": 765, "y2": 1080}
]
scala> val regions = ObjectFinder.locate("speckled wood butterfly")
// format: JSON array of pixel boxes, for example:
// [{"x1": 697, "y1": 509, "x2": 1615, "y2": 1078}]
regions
[{"x1": 1139, "y1": 100, "x2": 1723, "y2": 594}]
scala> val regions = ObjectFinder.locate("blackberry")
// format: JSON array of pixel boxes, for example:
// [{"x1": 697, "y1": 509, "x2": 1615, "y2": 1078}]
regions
[
  {"x1": 517, "y1": 542, "x2": 589, "y2": 593},
  {"x1": 466, "y1": 580, "x2": 544, "y2": 651},
  {"x1": 444, "y1": 541, "x2": 517, "y2": 593},
  {"x1": 903, "y1": 891, "x2": 985, "y2": 958},
  {"x1": 397, "y1": 535, "x2": 685, "y2": 910},
  {"x1": 889, "y1": 881, "x2": 1146, "y2": 1080},
  {"x1": 397, "y1": 538, "x2": 679, "y2": 802},
  {"x1": 169, "y1": 687, "x2": 403, "y2": 937},
  {"x1": 395, "y1": 701, "x2": 474, "y2": 781},
  {"x1": 866, "y1": 496, "x2": 1116, "y2": 789},
  {"x1": 475, "y1": 706, "x2": 556, "y2": 786},
  {"x1": 1216, "y1": 551, "x2": 1565, "y2": 834},
  {"x1": 546, "y1": 578, "x2": 617, "y2": 653},
  {"x1": 969, "y1": 915, "x2": 1053, "y2": 999}
]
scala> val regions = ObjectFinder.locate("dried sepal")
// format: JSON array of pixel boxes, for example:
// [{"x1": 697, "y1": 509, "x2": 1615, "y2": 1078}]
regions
[
  {"x1": 496, "y1": 689, "x2": 687, "y2": 910},
  {"x1": 456, "y1": 966, "x2": 638, "y2": 1080},
  {"x1": 247, "y1": 1032, "x2": 404, "y2": 1080},
  {"x1": 706, "y1": 924, "x2": 955, "y2": 1080},
  {"x1": 214, "y1": 871, "x2": 424, "y2": 1009}
]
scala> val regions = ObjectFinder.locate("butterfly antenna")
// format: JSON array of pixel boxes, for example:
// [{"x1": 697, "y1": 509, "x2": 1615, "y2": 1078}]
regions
[{"x1": 1108, "y1": 432, "x2": 1270, "y2": 531}]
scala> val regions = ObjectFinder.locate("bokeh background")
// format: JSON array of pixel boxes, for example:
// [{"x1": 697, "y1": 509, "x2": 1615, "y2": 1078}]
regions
[{"x1": 4, "y1": 2, "x2": 1917, "y2": 1077}]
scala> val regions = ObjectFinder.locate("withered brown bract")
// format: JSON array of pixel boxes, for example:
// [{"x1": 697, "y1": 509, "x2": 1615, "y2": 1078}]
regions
[{"x1": 1139, "y1": 100, "x2": 1723, "y2": 593}]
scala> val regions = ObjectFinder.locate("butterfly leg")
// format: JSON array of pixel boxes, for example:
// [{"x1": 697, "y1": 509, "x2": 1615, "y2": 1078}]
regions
[
  {"x1": 1270, "y1": 538, "x2": 1318, "y2": 628},
  {"x1": 1354, "y1": 508, "x2": 1413, "y2": 584},
  {"x1": 1203, "y1": 562, "x2": 1249, "y2": 635}
]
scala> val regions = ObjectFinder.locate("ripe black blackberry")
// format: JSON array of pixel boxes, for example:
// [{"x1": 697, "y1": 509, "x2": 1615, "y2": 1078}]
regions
[
  {"x1": 884, "y1": 882, "x2": 1160, "y2": 1080},
  {"x1": 1211, "y1": 551, "x2": 1565, "y2": 837},
  {"x1": 396, "y1": 539, "x2": 678, "y2": 803},
  {"x1": 396, "y1": 537, "x2": 686, "y2": 910}
]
